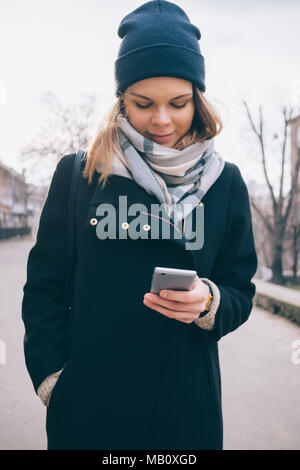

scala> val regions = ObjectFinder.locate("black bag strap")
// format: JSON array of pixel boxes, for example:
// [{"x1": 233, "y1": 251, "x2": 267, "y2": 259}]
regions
[{"x1": 64, "y1": 147, "x2": 86, "y2": 309}]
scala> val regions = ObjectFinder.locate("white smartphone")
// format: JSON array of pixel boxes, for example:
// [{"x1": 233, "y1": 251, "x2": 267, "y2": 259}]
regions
[{"x1": 150, "y1": 267, "x2": 197, "y2": 295}]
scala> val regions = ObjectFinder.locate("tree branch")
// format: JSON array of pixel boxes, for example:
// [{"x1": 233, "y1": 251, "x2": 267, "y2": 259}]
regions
[{"x1": 243, "y1": 101, "x2": 277, "y2": 213}]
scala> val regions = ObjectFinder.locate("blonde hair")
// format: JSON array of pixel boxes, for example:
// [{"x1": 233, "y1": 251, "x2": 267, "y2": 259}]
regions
[{"x1": 83, "y1": 83, "x2": 223, "y2": 189}]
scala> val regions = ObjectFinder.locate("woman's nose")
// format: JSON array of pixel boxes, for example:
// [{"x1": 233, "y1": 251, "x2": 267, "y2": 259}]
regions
[{"x1": 151, "y1": 107, "x2": 172, "y2": 126}]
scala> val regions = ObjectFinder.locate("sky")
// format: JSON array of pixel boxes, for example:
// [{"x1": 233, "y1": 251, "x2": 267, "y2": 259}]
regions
[{"x1": 0, "y1": 0, "x2": 300, "y2": 188}]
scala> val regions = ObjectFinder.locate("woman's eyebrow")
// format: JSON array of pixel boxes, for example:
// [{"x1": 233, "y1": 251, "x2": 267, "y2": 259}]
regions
[{"x1": 129, "y1": 92, "x2": 193, "y2": 100}]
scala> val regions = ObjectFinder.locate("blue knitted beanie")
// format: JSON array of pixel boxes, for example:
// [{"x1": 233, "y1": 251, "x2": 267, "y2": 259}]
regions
[{"x1": 114, "y1": 0, "x2": 206, "y2": 97}]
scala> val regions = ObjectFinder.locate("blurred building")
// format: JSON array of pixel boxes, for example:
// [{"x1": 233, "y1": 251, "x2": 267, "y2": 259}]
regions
[
  {"x1": 0, "y1": 159, "x2": 30, "y2": 239},
  {"x1": 289, "y1": 115, "x2": 300, "y2": 217},
  {"x1": 285, "y1": 114, "x2": 300, "y2": 277},
  {"x1": 0, "y1": 158, "x2": 47, "y2": 240},
  {"x1": 0, "y1": 158, "x2": 51, "y2": 241}
]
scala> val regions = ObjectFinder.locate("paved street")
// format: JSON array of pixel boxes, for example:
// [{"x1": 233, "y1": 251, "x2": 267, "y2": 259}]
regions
[
  {"x1": 0, "y1": 235, "x2": 300, "y2": 450},
  {"x1": 219, "y1": 305, "x2": 300, "y2": 450}
]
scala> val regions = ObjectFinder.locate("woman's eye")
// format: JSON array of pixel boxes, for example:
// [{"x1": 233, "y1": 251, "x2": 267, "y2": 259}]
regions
[
  {"x1": 135, "y1": 102, "x2": 187, "y2": 109},
  {"x1": 135, "y1": 103, "x2": 151, "y2": 109},
  {"x1": 172, "y1": 103, "x2": 186, "y2": 108}
]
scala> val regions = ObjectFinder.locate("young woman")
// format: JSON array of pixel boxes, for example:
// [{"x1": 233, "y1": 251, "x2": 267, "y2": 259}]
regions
[{"x1": 22, "y1": 0, "x2": 258, "y2": 450}]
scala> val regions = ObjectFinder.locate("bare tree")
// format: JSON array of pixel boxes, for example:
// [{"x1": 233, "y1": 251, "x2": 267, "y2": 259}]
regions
[
  {"x1": 249, "y1": 192, "x2": 272, "y2": 273},
  {"x1": 19, "y1": 92, "x2": 102, "y2": 186},
  {"x1": 243, "y1": 102, "x2": 300, "y2": 284}
]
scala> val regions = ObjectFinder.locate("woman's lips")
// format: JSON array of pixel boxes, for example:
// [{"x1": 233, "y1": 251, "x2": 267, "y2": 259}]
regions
[{"x1": 149, "y1": 132, "x2": 174, "y2": 143}]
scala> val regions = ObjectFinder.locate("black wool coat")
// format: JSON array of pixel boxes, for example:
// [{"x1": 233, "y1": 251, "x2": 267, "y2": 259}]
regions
[{"x1": 22, "y1": 153, "x2": 258, "y2": 450}]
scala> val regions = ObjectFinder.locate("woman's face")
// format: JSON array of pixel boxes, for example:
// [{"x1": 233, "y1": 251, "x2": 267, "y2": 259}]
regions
[{"x1": 123, "y1": 77, "x2": 195, "y2": 148}]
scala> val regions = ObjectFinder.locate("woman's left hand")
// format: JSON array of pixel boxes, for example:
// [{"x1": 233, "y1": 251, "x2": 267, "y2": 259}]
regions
[{"x1": 143, "y1": 275, "x2": 210, "y2": 324}]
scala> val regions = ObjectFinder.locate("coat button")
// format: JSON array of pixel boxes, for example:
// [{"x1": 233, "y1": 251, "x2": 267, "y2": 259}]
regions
[
  {"x1": 121, "y1": 222, "x2": 129, "y2": 229},
  {"x1": 142, "y1": 224, "x2": 151, "y2": 231},
  {"x1": 90, "y1": 218, "x2": 98, "y2": 226}
]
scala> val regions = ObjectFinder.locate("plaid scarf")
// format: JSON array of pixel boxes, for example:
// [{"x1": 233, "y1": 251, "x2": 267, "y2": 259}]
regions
[{"x1": 96, "y1": 115, "x2": 225, "y2": 224}]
